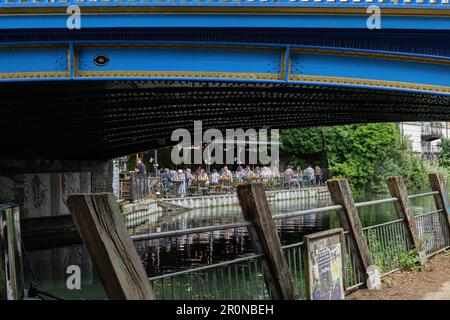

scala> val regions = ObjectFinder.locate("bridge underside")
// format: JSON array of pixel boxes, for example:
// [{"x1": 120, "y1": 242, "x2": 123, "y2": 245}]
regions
[
  {"x1": 2, "y1": 8, "x2": 450, "y2": 159},
  {"x1": 2, "y1": 80, "x2": 450, "y2": 159},
  {"x1": 2, "y1": 28, "x2": 450, "y2": 94}
]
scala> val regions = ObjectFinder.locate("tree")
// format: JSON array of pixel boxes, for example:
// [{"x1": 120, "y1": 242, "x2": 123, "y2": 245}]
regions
[
  {"x1": 439, "y1": 138, "x2": 450, "y2": 168},
  {"x1": 281, "y1": 123, "x2": 428, "y2": 193}
]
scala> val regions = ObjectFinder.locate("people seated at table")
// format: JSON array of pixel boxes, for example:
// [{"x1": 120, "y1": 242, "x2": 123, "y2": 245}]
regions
[
  {"x1": 210, "y1": 169, "x2": 221, "y2": 185},
  {"x1": 155, "y1": 162, "x2": 324, "y2": 197},
  {"x1": 196, "y1": 168, "x2": 209, "y2": 186},
  {"x1": 271, "y1": 165, "x2": 280, "y2": 177},
  {"x1": 243, "y1": 166, "x2": 255, "y2": 181},
  {"x1": 221, "y1": 166, "x2": 233, "y2": 180},
  {"x1": 284, "y1": 165, "x2": 294, "y2": 181},
  {"x1": 261, "y1": 166, "x2": 271, "y2": 182},
  {"x1": 234, "y1": 165, "x2": 244, "y2": 183}
]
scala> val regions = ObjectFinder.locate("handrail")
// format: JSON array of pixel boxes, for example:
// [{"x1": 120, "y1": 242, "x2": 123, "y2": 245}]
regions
[
  {"x1": 149, "y1": 240, "x2": 305, "y2": 281},
  {"x1": 354, "y1": 197, "x2": 397, "y2": 208},
  {"x1": 413, "y1": 208, "x2": 443, "y2": 218},
  {"x1": 149, "y1": 253, "x2": 263, "y2": 281},
  {"x1": 362, "y1": 218, "x2": 404, "y2": 230},
  {"x1": 408, "y1": 191, "x2": 439, "y2": 199},
  {"x1": 131, "y1": 220, "x2": 251, "y2": 241}
]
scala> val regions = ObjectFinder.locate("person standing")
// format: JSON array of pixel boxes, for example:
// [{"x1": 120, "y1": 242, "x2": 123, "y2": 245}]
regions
[
  {"x1": 303, "y1": 165, "x2": 315, "y2": 186},
  {"x1": 161, "y1": 168, "x2": 171, "y2": 197},
  {"x1": 135, "y1": 158, "x2": 146, "y2": 175},
  {"x1": 177, "y1": 169, "x2": 186, "y2": 197},
  {"x1": 314, "y1": 165, "x2": 322, "y2": 186}
]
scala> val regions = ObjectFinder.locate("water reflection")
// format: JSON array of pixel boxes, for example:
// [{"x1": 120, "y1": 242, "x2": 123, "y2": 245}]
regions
[{"x1": 133, "y1": 197, "x2": 334, "y2": 276}]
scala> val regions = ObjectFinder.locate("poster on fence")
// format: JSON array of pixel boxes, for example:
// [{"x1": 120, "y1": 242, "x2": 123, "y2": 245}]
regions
[{"x1": 304, "y1": 228, "x2": 346, "y2": 300}]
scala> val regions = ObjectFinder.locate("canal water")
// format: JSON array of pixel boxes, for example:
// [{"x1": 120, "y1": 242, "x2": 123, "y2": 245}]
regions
[{"x1": 25, "y1": 192, "x2": 436, "y2": 299}]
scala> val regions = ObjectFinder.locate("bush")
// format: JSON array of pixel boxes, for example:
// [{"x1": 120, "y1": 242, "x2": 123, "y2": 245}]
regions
[{"x1": 398, "y1": 249, "x2": 423, "y2": 272}]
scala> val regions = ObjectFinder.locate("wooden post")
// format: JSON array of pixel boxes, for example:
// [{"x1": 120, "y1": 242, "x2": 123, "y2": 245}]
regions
[
  {"x1": 237, "y1": 184, "x2": 297, "y2": 300},
  {"x1": 428, "y1": 172, "x2": 450, "y2": 236},
  {"x1": 326, "y1": 179, "x2": 373, "y2": 273},
  {"x1": 66, "y1": 193, "x2": 155, "y2": 300},
  {"x1": 386, "y1": 176, "x2": 426, "y2": 264},
  {"x1": 0, "y1": 205, "x2": 24, "y2": 300}
]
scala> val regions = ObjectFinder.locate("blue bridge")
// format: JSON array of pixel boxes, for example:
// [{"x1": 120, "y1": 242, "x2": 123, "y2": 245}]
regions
[{"x1": 1, "y1": 1, "x2": 450, "y2": 158}]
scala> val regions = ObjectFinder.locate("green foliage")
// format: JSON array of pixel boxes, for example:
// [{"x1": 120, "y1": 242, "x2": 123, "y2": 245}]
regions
[
  {"x1": 345, "y1": 254, "x2": 356, "y2": 287},
  {"x1": 281, "y1": 124, "x2": 434, "y2": 194},
  {"x1": 424, "y1": 162, "x2": 450, "y2": 187},
  {"x1": 398, "y1": 249, "x2": 423, "y2": 272},
  {"x1": 439, "y1": 138, "x2": 450, "y2": 168},
  {"x1": 366, "y1": 229, "x2": 407, "y2": 273},
  {"x1": 117, "y1": 199, "x2": 127, "y2": 222}
]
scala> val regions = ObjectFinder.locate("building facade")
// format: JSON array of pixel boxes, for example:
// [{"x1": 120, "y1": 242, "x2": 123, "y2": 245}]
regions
[{"x1": 397, "y1": 122, "x2": 450, "y2": 162}]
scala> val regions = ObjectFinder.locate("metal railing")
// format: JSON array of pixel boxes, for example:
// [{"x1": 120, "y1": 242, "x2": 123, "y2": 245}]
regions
[
  {"x1": 120, "y1": 173, "x2": 150, "y2": 203},
  {"x1": 1, "y1": 0, "x2": 449, "y2": 8},
  {"x1": 363, "y1": 218, "x2": 410, "y2": 273},
  {"x1": 149, "y1": 253, "x2": 268, "y2": 300},
  {"x1": 415, "y1": 209, "x2": 450, "y2": 256},
  {"x1": 143, "y1": 190, "x2": 450, "y2": 300}
]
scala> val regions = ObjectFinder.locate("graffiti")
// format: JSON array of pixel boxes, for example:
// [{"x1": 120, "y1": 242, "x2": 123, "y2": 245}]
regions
[
  {"x1": 31, "y1": 174, "x2": 48, "y2": 209},
  {"x1": 305, "y1": 229, "x2": 345, "y2": 300}
]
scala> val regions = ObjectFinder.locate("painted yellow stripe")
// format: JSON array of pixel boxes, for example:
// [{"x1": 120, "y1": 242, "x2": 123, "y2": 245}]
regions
[
  {"x1": 290, "y1": 75, "x2": 450, "y2": 94},
  {"x1": 76, "y1": 70, "x2": 282, "y2": 80},
  {"x1": 0, "y1": 71, "x2": 69, "y2": 79}
]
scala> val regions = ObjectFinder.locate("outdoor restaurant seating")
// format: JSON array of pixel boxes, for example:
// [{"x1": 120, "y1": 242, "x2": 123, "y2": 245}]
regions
[{"x1": 120, "y1": 166, "x2": 324, "y2": 200}]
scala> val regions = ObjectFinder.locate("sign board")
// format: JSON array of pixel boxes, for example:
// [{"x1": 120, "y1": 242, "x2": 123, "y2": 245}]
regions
[{"x1": 304, "y1": 228, "x2": 346, "y2": 300}]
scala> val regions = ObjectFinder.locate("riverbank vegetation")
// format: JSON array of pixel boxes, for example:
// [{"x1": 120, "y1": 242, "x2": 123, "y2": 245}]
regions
[{"x1": 281, "y1": 123, "x2": 450, "y2": 194}]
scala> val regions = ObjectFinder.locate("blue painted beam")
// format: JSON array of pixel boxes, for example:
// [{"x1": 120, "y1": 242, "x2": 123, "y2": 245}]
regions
[
  {"x1": 0, "y1": 43, "x2": 449, "y2": 96},
  {"x1": 1, "y1": 14, "x2": 450, "y2": 30},
  {"x1": 0, "y1": 45, "x2": 69, "y2": 77},
  {"x1": 76, "y1": 45, "x2": 284, "y2": 79},
  {"x1": 290, "y1": 48, "x2": 450, "y2": 92}
]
